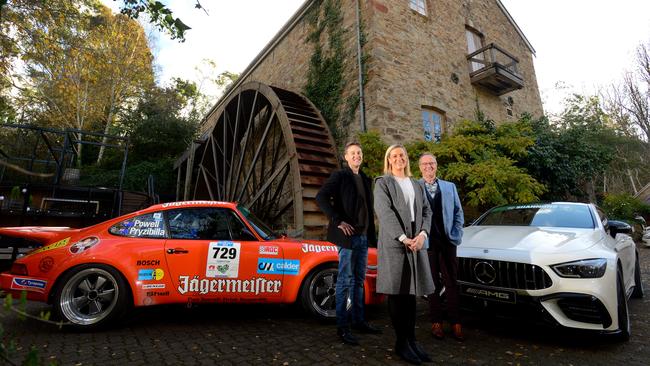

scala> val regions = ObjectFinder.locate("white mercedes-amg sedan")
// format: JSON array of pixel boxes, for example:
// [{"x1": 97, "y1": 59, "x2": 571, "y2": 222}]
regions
[{"x1": 458, "y1": 202, "x2": 643, "y2": 340}]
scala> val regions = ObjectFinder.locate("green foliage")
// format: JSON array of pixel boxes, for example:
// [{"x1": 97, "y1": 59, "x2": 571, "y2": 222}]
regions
[
  {"x1": 601, "y1": 193, "x2": 650, "y2": 221},
  {"x1": 359, "y1": 119, "x2": 546, "y2": 212},
  {"x1": 358, "y1": 130, "x2": 388, "y2": 178},
  {"x1": 304, "y1": 0, "x2": 367, "y2": 148},
  {"x1": 119, "y1": 0, "x2": 194, "y2": 41},
  {"x1": 523, "y1": 96, "x2": 623, "y2": 201}
]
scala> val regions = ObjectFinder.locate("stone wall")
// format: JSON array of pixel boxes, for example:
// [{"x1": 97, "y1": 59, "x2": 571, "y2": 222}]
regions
[
  {"x1": 201, "y1": 0, "x2": 544, "y2": 145},
  {"x1": 362, "y1": 0, "x2": 544, "y2": 142}
]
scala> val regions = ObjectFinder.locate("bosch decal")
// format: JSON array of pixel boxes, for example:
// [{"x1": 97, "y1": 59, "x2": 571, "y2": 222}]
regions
[
  {"x1": 138, "y1": 269, "x2": 165, "y2": 281},
  {"x1": 177, "y1": 275, "x2": 281, "y2": 295},
  {"x1": 257, "y1": 259, "x2": 300, "y2": 275},
  {"x1": 11, "y1": 277, "x2": 47, "y2": 292},
  {"x1": 137, "y1": 259, "x2": 161, "y2": 266},
  {"x1": 301, "y1": 243, "x2": 337, "y2": 253},
  {"x1": 259, "y1": 246, "x2": 279, "y2": 256}
]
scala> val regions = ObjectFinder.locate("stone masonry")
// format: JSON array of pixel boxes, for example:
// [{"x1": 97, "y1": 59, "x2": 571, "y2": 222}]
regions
[{"x1": 206, "y1": 0, "x2": 543, "y2": 145}]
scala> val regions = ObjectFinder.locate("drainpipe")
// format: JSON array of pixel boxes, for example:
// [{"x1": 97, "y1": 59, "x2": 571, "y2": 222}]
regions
[{"x1": 355, "y1": 0, "x2": 366, "y2": 132}]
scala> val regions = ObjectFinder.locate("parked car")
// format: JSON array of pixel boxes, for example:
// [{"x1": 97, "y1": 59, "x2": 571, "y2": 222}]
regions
[
  {"x1": 458, "y1": 202, "x2": 643, "y2": 340},
  {"x1": 0, "y1": 201, "x2": 382, "y2": 329}
]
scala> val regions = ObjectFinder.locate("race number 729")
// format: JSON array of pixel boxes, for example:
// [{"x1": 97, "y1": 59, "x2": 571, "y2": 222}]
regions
[{"x1": 212, "y1": 246, "x2": 237, "y2": 259}]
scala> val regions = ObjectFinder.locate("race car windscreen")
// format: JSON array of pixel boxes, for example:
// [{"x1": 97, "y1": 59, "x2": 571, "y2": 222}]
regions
[
  {"x1": 237, "y1": 205, "x2": 279, "y2": 240},
  {"x1": 476, "y1": 204, "x2": 595, "y2": 228}
]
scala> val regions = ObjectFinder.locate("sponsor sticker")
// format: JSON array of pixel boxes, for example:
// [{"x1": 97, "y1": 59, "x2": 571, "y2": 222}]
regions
[
  {"x1": 146, "y1": 291, "x2": 170, "y2": 296},
  {"x1": 257, "y1": 259, "x2": 300, "y2": 275},
  {"x1": 69, "y1": 237, "x2": 99, "y2": 254},
  {"x1": 259, "y1": 246, "x2": 279, "y2": 256},
  {"x1": 30, "y1": 237, "x2": 70, "y2": 255},
  {"x1": 301, "y1": 243, "x2": 338, "y2": 253},
  {"x1": 11, "y1": 277, "x2": 47, "y2": 292},
  {"x1": 142, "y1": 283, "x2": 166, "y2": 290},
  {"x1": 137, "y1": 259, "x2": 161, "y2": 266},
  {"x1": 177, "y1": 275, "x2": 281, "y2": 295},
  {"x1": 206, "y1": 241, "x2": 240, "y2": 278},
  {"x1": 153, "y1": 212, "x2": 162, "y2": 220},
  {"x1": 38, "y1": 256, "x2": 54, "y2": 273},
  {"x1": 138, "y1": 269, "x2": 165, "y2": 281}
]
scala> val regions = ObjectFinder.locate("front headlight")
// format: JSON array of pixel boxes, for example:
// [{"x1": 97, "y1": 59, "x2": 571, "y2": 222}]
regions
[{"x1": 551, "y1": 258, "x2": 607, "y2": 278}]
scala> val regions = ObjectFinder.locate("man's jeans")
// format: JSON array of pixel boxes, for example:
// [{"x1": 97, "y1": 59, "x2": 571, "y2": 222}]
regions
[{"x1": 336, "y1": 235, "x2": 368, "y2": 329}]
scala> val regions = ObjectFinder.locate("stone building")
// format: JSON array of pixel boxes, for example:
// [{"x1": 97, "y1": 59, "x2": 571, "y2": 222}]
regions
[
  {"x1": 201, "y1": 0, "x2": 543, "y2": 142},
  {"x1": 179, "y1": 0, "x2": 544, "y2": 237}
]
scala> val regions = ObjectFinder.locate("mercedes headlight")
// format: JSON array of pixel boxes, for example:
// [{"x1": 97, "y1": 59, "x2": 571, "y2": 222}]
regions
[{"x1": 551, "y1": 258, "x2": 607, "y2": 278}]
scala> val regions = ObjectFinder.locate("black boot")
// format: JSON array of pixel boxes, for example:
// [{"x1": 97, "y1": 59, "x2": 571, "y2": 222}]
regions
[
  {"x1": 337, "y1": 327, "x2": 359, "y2": 345},
  {"x1": 395, "y1": 339, "x2": 421, "y2": 365},
  {"x1": 408, "y1": 339, "x2": 432, "y2": 362}
]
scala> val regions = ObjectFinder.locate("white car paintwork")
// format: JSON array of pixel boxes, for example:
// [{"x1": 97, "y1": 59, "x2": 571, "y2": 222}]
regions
[{"x1": 458, "y1": 203, "x2": 639, "y2": 334}]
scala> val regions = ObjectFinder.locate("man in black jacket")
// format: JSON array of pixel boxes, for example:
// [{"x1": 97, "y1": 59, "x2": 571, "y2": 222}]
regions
[{"x1": 316, "y1": 142, "x2": 381, "y2": 345}]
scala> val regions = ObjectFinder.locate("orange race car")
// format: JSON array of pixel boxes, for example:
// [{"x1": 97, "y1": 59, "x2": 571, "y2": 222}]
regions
[{"x1": 0, "y1": 201, "x2": 383, "y2": 329}]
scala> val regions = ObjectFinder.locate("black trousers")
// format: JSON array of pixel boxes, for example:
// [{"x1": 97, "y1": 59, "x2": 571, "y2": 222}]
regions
[
  {"x1": 427, "y1": 242, "x2": 460, "y2": 323},
  {"x1": 388, "y1": 294, "x2": 416, "y2": 344}
]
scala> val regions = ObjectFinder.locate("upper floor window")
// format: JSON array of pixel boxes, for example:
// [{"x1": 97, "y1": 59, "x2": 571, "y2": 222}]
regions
[
  {"x1": 422, "y1": 108, "x2": 445, "y2": 142},
  {"x1": 409, "y1": 0, "x2": 427, "y2": 16},
  {"x1": 466, "y1": 26, "x2": 485, "y2": 72}
]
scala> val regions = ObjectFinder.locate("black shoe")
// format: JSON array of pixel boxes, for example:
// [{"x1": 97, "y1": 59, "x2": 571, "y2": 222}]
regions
[
  {"x1": 352, "y1": 321, "x2": 383, "y2": 334},
  {"x1": 337, "y1": 328, "x2": 360, "y2": 345},
  {"x1": 395, "y1": 340, "x2": 421, "y2": 365},
  {"x1": 408, "y1": 340, "x2": 432, "y2": 363}
]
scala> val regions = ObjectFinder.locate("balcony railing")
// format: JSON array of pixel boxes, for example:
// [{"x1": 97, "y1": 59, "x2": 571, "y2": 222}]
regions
[{"x1": 467, "y1": 43, "x2": 524, "y2": 95}]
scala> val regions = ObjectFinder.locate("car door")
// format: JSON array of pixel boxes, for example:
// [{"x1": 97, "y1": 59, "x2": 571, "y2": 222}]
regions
[
  {"x1": 598, "y1": 208, "x2": 635, "y2": 288},
  {"x1": 164, "y1": 207, "x2": 284, "y2": 302}
]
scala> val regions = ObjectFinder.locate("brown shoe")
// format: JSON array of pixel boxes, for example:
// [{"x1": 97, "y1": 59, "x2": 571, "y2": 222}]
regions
[
  {"x1": 431, "y1": 322, "x2": 444, "y2": 339},
  {"x1": 451, "y1": 323, "x2": 465, "y2": 341}
]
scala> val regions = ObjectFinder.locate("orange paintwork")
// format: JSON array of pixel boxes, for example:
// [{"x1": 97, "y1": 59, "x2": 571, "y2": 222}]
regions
[{"x1": 0, "y1": 201, "x2": 381, "y2": 309}]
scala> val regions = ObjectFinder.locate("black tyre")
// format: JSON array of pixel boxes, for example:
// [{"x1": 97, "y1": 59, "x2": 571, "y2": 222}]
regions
[
  {"x1": 632, "y1": 253, "x2": 644, "y2": 299},
  {"x1": 300, "y1": 264, "x2": 338, "y2": 320},
  {"x1": 54, "y1": 264, "x2": 129, "y2": 329},
  {"x1": 616, "y1": 267, "x2": 631, "y2": 341}
]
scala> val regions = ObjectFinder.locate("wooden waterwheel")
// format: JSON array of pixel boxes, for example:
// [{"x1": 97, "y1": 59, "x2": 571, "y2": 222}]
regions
[{"x1": 189, "y1": 82, "x2": 339, "y2": 238}]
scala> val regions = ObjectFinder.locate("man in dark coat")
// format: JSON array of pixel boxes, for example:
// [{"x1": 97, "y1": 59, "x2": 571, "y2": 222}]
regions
[
  {"x1": 316, "y1": 142, "x2": 381, "y2": 345},
  {"x1": 418, "y1": 152, "x2": 465, "y2": 341}
]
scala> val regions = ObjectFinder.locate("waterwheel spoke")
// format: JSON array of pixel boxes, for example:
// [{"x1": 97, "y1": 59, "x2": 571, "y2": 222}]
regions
[
  {"x1": 226, "y1": 93, "x2": 242, "y2": 199},
  {"x1": 232, "y1": 90, "x2": 259, "y2": 200},
  {"x1": 248, "y1": 157, "x2": 290, "y2": 206},
  {"x1": 236, "y1": 109, "x2": 277, "y2": 202}
]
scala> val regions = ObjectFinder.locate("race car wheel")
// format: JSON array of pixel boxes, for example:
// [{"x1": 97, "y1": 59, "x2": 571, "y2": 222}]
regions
[
  {"x1": 300, "y1": 264, "x2": 337, "y2": 320},
  {"x1": 631, "y1": 253, "x2": 644, "y2": 299},
  {"x1": 616, "y1": 267, "x2": 631, "y2": 341},
  {"x1": 54, "y1": 264, "x2": 128, "y2": 329}
]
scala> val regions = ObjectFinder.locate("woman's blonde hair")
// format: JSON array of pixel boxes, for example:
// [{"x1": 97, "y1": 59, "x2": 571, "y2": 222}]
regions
[{"x1": 383, "y1": 144, "x2": 411, "y2": 176}]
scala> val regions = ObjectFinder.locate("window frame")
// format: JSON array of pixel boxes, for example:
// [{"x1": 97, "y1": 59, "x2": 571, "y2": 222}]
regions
[
  {"x1": 409, "y1": 0, "x2": 427, "y2": 16},
  {"x1": 163, "y1": 207, "x2": 258, "y2": 241},
  {"x1": 421, "y1": 107, "x2": 446, "y2": 142}
]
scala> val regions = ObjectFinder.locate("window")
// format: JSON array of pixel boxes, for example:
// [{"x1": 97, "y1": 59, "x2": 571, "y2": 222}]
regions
[
  {"x1": 109, "y1": 212, "x2": 166, "y2": 238},
  {"x1": 466, "y1": 27, "x2": 485, "y2": 72},
  {"x1": 409, "y1": 0, "x2": 427, "y2": 15},
  {"x1": 477, "y1": 204, "x2": 595, "y2": 229},
  {"x1": 166, "y1": 208, "x2": 257, "y2": 241},
  {"x1": 422, "y1": 108, "x2": 445, "y2": 142}
]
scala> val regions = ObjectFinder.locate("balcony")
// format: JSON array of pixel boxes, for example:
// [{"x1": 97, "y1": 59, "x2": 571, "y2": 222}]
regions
[{"x1": 467, "y1": 43, "x2": 524, "y2": 95}]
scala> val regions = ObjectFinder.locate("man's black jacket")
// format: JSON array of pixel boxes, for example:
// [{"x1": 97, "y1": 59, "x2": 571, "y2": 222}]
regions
[{"x1": 315, "y1": 167, "x2": 377, "y2": 249}]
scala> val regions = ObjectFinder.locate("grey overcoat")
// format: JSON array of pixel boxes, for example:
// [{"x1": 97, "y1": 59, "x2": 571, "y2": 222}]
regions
[{"x1": 373, "y1": 175, "x2": 434, "y2": 296}]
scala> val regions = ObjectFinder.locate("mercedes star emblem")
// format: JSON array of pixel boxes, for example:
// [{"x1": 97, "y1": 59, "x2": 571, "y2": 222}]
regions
[{"x1": 474, "y1": 261, "x2": 497, "y2": 284}]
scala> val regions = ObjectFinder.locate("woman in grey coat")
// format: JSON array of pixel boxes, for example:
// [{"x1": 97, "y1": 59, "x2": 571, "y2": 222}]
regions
[{"x1": 374, "y1": 144, "x2": 433, "y2": 365}]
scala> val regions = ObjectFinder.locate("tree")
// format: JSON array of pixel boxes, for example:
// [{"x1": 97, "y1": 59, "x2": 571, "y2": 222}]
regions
[
  {"x1": 2, "y1": 1, "x2": 154, "y2": 163},
  {"x1": 93, "y1": 6, "x2": 154, "y2": 164}
]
